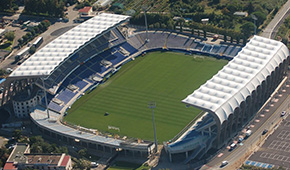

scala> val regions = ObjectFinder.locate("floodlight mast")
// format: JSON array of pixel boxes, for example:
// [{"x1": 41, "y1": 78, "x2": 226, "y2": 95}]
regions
[
  {"x1": 148, "y1": 101, "x2": 157, "y2": 153},
  {"x1": 142, "y1": 5, "x2": 149, "y2": 42},
  {"x1": 41, "y1": 76, "x2": 50, "y2": 119}
]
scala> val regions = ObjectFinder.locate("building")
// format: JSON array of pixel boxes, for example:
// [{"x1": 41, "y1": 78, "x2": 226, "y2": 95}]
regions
[
  {"x1": 12, "y1": 86, "x2": 42, "y2": 118},
  {"x1": 78, "y1": 6, "x2": 93, "y2": 16},
  {"x1": 234, "y1": 11, "x2": 248, "y2": 17},
  {"x1": 164, "y1": 35, "x2": 290, "y2": 163},
  {"x1": 4, "y1": 143, "x2": 72, "y2": 170}
]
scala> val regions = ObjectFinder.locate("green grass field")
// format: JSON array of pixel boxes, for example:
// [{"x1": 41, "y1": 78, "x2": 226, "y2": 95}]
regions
[{"x1": 64, "y1": 51, "x2": 227, "y2": 142}]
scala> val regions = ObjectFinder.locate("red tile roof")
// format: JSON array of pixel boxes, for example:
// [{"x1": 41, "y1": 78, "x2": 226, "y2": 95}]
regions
[
  {"x1": 79, "y1": 6, "x2": 92, "y2": 13},
  {"x1": 3, "y1": 162, "x2": 17, "y2": 170},
  {"x1": 60, "y1": 155, "x2": 70, "y2": 167}
]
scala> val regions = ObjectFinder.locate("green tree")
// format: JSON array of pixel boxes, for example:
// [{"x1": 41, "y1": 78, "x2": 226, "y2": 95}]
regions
[
  {"x1": 78, "y1": 148, "x2": 88, "y2": 158},
  {"x1": 13, "y1": 129, "x2": 22, "y2": 141},
  {"x1": 73, "y1": 159, "x2": 90, "y2": 170},
  {"x1": 282, "y1": 37, "x2": 288, "y2": 46},
  {"x1": 29, "y1": 46, "x2": 36, "y2": 54},
  {"x1": 246, "y1": 1, "x2": 254, "y2": 14},
  {"x1": 24, "y1": 0, "x2": 64, "y2": 17},
  {"x1": 4, "y1": 31, "x2": 15, "y2": 41},
  {"x1": 31, "y1": 145, "x2": 43, "y2": 153},
  {"x1": 0, "y1": 147, "x2": 10, "y2": 167},
  {"x1": 240, "y1": 22, "x2": 255, "y2": 37},
  {"x1": 252, "y1": 11, "x2": 267, "y2": 26}
]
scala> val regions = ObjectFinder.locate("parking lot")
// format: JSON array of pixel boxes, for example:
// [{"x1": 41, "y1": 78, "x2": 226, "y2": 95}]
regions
[{"x1": 248, "y1": 115, "x2": 290, "y2": 169}]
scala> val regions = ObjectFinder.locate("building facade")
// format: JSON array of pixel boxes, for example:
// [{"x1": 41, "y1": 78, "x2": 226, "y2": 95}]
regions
[{"x1": 13, "y1": 87, "x2": 42, "y2": 118}]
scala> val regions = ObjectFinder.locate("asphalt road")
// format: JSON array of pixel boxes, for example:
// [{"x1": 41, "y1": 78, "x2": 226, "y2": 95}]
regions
[{"x1": 260, "y1": 0, "x2": 290, "y2": 38}]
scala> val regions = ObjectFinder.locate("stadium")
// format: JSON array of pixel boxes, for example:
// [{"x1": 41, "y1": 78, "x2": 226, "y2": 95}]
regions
[{"x1": 1, "y1": 13, "x2": 289, "y2": 163}]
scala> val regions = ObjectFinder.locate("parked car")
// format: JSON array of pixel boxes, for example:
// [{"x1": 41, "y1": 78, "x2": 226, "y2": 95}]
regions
[
  {"x1": 281, "y1": 111, "x2": 286, "y2": 117},
  {"x1": 262, "y1": 129, "x2": 268, "y2": 135},
  {"x1": 221, "y1": 161, "x2": 228, "y2": 167},
  {"x1": 238, "y1": 137, "x2": 244, "y2": 143},
  {"x1": 229, "y1": 143, "x2": 236, "y2": 151}
]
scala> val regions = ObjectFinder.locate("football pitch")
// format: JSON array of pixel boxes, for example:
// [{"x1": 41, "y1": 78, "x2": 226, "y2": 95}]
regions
[{"x1": 65, "y1": 51, "x2": 227, "y2": 142}]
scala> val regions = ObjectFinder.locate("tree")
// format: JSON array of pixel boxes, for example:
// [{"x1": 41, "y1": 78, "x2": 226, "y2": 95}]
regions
[
  {"x1": 78, "y1": 148, "x2": 87, "y2": 158},
  {"x1": 246, "y1": 1, "x2": 254, "y2": 14},
  {"x1": 24, "y1": 0, "x2": 65, "y2": 17},
  {"x1": 13, "y1": 129, "x2": 22, "y2": 141},
  {"x1": 0, "y1": 147, "x2": 10, "y2": 167},
  {"x1": 29, "y1": 136, "x2": 44, "y2": 145},
  {"x1": 73, "y1": 159, "x2": 90, "y2": 170},
  {"x1": 4, "y1": 31, "x2": 15, "y2": 41},
  {"x1": 29, "y1": 46, "x2": 36, "y2": 54},
  {"x1": 240, "y1": 22, "x2": 255, "y2": 37},
  {"x1": 282, "y1": 37, "x2": 288, "y2": 46},
  {"x1": 252, "y1": 11, "x2": 267, "y2": 26},
  {"x1": 0, "y1": 69, "x2": 7, "y2": 76},
  {"x1": 31, "y1": 145, "x2": 43, "y2": 153},
  {"x1": 223, "y1": 34, "x2": 227, "y2": 42}
]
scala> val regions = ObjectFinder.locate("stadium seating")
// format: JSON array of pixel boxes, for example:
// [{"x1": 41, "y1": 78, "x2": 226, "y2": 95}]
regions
[
  {"x1": 201, "y1": 44, "x2": 213, "y2": 53},
  {"x1": 195, "y1": 43, "x2": 204, "y2": 51},
  {"x1": 217, "y1": 45, "x2": 227, "y2": 54},
  {"x1": 56, "y1": 89, "x2": 77, "y2": 104},
  {"x1": 139, "y1": 32, "x2": 166, "y2": 49},
  {"x1": 39, "y1": 28, "x2": 127, "y2": 94},
  {"x1": 127, "y1": 35, "x2": 145, "y2": 51},
  {"x1": 210, "y1": 45, "x2": 221, "y2": 54},
  {"x1": 167, "y1": 34, "x2": 189, "y2": 49},
  {"x1": 48, "y1": 101, "x2": 64, "y2": 113},
  {"x1": 121, "y1": 42, "x2": 138, "y2": 54},
  {"x1": 223, "y1": 45, "x2": 235, "y2": 56},
  {"x1": 229, "y1": 46, "x2": 242, "y2": 57}
]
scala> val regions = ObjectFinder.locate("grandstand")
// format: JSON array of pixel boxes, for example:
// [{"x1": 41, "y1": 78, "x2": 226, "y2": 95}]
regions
[
  {"x1": 2, "y1": 12, "x2": 269, "y2": 162},
  {"x1": 164, "y1": 36, "x2": 290, "y2": 163}
]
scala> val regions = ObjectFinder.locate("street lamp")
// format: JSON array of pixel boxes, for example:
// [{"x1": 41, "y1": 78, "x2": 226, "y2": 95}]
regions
[
  {"x1": 41, "y1": 76, "x2": 50, "y2": 119},
  {"x1": 251, "y1": 14, "x2": 257, "y2": 35},
  {"x1": 142, "y1": 5, "x2": 149, "y2": 42},
  {"x1": 148, "y1": 101, "x2": 157, "y2": 153}
]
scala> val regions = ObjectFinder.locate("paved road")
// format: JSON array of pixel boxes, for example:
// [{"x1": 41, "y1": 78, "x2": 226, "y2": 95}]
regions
[{"x1": 260, "y1": 0, "x2": 290, "y2": 38}]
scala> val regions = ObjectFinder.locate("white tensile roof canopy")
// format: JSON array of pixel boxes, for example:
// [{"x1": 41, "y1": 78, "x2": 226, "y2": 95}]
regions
[
  {"x1": 183, "y1": 35, "x2": 289, "y2": 125},
  {"x1": 10, "y1": 13, "x2": 130, "y2": 78}
]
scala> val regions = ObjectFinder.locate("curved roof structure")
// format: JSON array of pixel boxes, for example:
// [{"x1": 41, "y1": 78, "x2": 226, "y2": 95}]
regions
[
  {"x1": 10, "y1": 13, "x2": 130, "y2": 78},
  {"x1": 182, "y1": 35, "x2": 289, "y2": 125}
]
